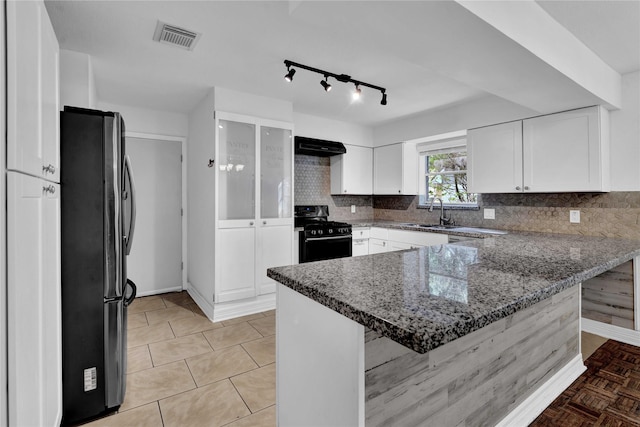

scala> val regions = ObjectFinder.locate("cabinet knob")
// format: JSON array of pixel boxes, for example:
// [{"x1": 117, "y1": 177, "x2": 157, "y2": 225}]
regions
[
  {"x1": 249, "y1": 221, "x2": 254, "y2": 226},
  {"x1": 42, "y1": 164, "x2": 56, "y2": 174},
  {"x1": 515, "y1": 186, "x2": 521, "y2": 191},
  {"x1": 524, "y1": 186, "x2": 530, "y2": 190},
  {"x1": 398, "y1": 190, "x2": 401, "y2": 194},
  {"x1": 263, "y1": 221, "x2": 267, "y2": 225},
  {"x1": 383, "y1": 241, "x2": 386, "y2": 246}
]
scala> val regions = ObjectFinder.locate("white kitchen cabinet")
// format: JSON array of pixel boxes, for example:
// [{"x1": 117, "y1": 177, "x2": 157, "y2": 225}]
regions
[
  {"x1": 7, "y1": 0, "x2": 60, "y2": 182},
  {"x1": 468, "y1": 106, "x2": 610, "y2": 193},
  {"x1": 214, "y1": 112, "x2": 293, "y2": 306},
  {"x1": 258, "y1": 223, "x2": 293, "y2": 295},
  {"x1": 369, "y1": 238, "x2": 389, "y2": 254},
  {"x1": 523, "y1": 106, "x2": 609, "y2": 192},
  {"x1": 467, "y1": 121, "x2": 523, "y2": 193},
  {"x1": 373, "y1": 142, "x2": 418, "y2": 195},
  {"x1": 352, "y1": 227, "x2": 370, "y2": 257},
  {"x1": 331, "y1": 144, "x2": 373, "y2": 195},
  {"x1": 7, "y1": 174, "x2": 61, "y2": 427}
]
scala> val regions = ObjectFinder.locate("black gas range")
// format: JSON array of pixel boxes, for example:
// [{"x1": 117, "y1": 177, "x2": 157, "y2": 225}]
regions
[{"x1": 295, "y1": 205, "x2": 352, "y2": 263}]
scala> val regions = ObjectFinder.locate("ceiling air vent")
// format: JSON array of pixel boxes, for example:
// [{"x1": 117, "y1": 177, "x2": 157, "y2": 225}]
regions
[{"x1": 153, "y1": 21, "x2": 201, "y2": 51}]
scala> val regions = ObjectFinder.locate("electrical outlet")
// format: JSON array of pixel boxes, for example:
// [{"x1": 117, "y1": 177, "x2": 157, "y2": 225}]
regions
[
  {"x1": 484, "y1": 208, "x2": 495, "y2": 220},
  {"x1": 351, "y1": 205, "x2": 356, "y2": 214},
  {"x1": 570, "y1": 210, "x2": 580, "y2": 223}
]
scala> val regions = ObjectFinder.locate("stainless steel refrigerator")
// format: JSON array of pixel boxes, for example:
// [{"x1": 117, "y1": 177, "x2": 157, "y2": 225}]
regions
[{"x1": 60, "y1": 107, "x2": 137, "y2": 425}]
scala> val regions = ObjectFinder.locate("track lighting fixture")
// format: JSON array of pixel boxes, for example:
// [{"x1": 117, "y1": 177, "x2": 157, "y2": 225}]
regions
[
  {"x1": 283, "y1": 59, "x2": 387, "y2": 105},
  {"x1": 320, "y1": 75, "x2": 332, "y2": 92},
  {"x1": 352, "y1": 84, "x2": 361, "y2": 100},
  {"x1": 284, "y1": 66, "x2": 296, "y2": 82}
]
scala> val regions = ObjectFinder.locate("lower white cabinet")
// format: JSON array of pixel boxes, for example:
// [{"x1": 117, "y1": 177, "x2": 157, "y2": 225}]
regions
[
  {"x1": 365, "y1": 227, "x2": 449, "y2": 255},
  {"x1": 352, "y1": 238, "x2": 369, "y2": 256},
  {"x1": 216, "y1": 221, "x2": 293, "y2": 303},
  {"x1": 7, "y1": 172, "x2": 61, "y2": 427},
  {"x1": 258, "y1": 223, "x2": 293, "y2": 295},
  {"x1": 369, "y1": 238, "x2": 389, "y2": 254},
  {"x1": 216, "y1": 226, "x2": 257, "y2": 303}
]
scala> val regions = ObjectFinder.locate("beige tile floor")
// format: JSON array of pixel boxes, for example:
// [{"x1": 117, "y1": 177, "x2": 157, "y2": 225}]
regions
[
  {"x1": 82, "y1": 291, "x2": 276, "y2": 427},
  {"x1": 80, "y1": 291, "x2": 609, "y2": 426}
]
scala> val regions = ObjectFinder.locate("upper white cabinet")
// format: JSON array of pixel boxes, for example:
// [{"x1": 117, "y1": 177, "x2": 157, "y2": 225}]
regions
[
  {"x1": 373, "y1": 142, "x2": 418, "y2": 195},
  {"x1": 7, "y1": 0, "x2": 60, "y2": 182},
  {"x1": 330, "y1": 144, "x2": 373, "y2": 195},
  {"x1": 215, "y1": 112, "x2": 293, "y2": 303},
  {"x1": 468, "y1": 106, "x2": 610, "y2": 193}
]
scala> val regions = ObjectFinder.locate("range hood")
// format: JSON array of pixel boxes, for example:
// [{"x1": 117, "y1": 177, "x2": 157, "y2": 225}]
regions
[{"x1": 295, "y1": 136, "x2": 346, "y2": 157}]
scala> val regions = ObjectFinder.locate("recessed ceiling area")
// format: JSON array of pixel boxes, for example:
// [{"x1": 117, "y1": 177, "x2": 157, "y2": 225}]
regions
[{"x1": 44, "y1": 0, "x2": 639, "y2": 126}]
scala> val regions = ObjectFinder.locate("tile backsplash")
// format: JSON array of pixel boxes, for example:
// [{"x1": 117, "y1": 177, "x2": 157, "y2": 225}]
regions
[
  {"x1": 294, "y1": 155, "x2": 373, "y2": 221},
  {"x1": 294, "y1": 154, "x2": 640, "y2": 239},
  {"x1": 374, "y1": 192, "x2": 640, "y2": 240}
]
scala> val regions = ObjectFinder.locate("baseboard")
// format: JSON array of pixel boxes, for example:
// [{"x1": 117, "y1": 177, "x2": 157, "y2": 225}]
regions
[
  {"x1": 136, "y1": 285, "x2": 183, "y2": 298},
  {"x1": 212, "y1": 293, "x2": 276, "y2": 322},
  {"x1": 185, "y1": 282, "x2": 215, "y2": 322},
  {"x1": 581, "y1": 318, "x2": 640, "y2": 347},
  {"x1": 495, "y1": 354, "x2": 586, "y2": 427}
]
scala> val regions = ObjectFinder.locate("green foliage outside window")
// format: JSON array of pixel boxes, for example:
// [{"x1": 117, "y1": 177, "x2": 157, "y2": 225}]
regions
[{"x1": 423, "y1": 152, "x2": 477, "y2": 204}]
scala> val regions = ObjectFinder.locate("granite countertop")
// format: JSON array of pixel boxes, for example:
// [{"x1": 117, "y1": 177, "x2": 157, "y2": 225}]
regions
[{"x1": 268, "y1": 231, "x2": 640, "y2": 354}]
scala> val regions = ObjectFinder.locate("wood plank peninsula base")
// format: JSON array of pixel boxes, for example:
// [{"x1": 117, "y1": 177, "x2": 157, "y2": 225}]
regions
[{"x1": 277, "y1": 284, "x2": 584, "y2": 426}]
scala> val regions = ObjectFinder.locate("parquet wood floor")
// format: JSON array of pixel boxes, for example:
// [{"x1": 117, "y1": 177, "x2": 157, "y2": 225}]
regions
[{"x1": 531, "y1": 340, "x2": 640, "y2": 426}]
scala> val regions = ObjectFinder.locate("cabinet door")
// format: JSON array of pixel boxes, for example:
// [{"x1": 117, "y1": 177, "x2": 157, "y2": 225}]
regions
[
  {"x1": 216, "y1": 226, "x2": 256, "y2": 303},
  {"x1": 217, "y1": 119, "x2": 257, "y2": 224},
  {"x1": 523, "y1": 106, "x2": 608, "y2": 192},
  {"x1": 352, "y1": 239, "x2": 369, "y2": 257},
  {"x1": 331, "y1": 145, "x2": 373, "y2": 195},
  {"x1": 40, "y1": 9, "x2": 60, "y2": 182},
  {"x1": 374, "y1": 144, "x2": 403, "y2": 194},
  {"x1": 7, "y1": 0, "x2": 43, "y2": 176},
  {"x1": 7, "y1": 173, "x2": 61, "y2": 427},
  {"x1": 369, "y1": 238, "x2": 389, "y2": 254},
  {"x1": 258, "y1": 224, "x2": 293, "y2": 295},
  {"x1": 260, "y1": 125, "x2": 293, "y2": 220},
  {"x1": 467, "y1": 121, "x2": 523, "y2": 193}
]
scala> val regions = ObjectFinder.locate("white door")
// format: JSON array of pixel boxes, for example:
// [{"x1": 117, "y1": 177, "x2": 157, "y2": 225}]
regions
[{"x1": 126, "y1": 137, "x2": 183, "y2": 295}]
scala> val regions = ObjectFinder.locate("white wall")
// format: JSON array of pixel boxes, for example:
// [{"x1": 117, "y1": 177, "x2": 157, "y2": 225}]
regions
[
  {"x1": 293, "y1": 112, "x2": 374, "y2": 147},
  {"x1": 214, "y1": 86, "x2": 293, "y2": 123},
  {"x1": 97, "y1": 101, "x2": 189, "y2": 137},
  {"x1": 59, "y1": 49, "x2": 96, "y2": 109},
  {"x1": 372, "y1": 95, "x2": 537, "y2": 146},
  {"x1": 610, "y1": 71, "x2": 640, "y2": 191},
  {"x1": 186, "y1": 89, "x2": 216, "y2": 302},
  {"x1": 0, "y1": 2, "x2": 7, "y2": 423}
]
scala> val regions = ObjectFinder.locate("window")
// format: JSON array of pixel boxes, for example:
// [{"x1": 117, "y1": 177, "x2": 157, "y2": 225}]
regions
[{"x1": 416, "y1": 131, "x2": 477, "y2": 208}]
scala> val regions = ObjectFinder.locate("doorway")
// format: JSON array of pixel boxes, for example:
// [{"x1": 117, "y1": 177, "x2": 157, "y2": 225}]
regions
[{"x1": 126, "y1": 134, "x2": 185, "y2": 296}]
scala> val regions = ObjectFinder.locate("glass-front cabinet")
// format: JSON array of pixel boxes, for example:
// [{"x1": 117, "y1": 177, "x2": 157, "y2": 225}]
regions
[{"x1": 215, "y1": 112, "x2": 293, "y2": 303}]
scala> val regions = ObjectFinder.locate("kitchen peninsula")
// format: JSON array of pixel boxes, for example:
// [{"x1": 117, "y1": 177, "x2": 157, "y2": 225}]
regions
[{"x1": 267, "y1": 231, "x2": 640, "y2": 426}]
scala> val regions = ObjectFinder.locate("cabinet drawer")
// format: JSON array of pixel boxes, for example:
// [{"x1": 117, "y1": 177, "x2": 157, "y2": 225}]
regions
[
  {"x1": 370, "y1": 227, "x2": 388, "y2": 240},
  {"x1": 387, "y1": 229, "x2": 448, "y2": 246},
  {"x1": 352, "y1": 227, "x2": 370, "y2": 239}
]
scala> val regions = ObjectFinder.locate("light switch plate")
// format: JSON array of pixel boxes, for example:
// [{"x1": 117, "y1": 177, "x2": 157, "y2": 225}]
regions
[
  {"x1": 484, "y1": 208, "x2": 495, "y2": 220},
  {"x1": 351, "y1": 205, "x2": 356, "y2": 213},
  {"x1": 570, "y1": 210, "x2": 580, "y2": 223}
]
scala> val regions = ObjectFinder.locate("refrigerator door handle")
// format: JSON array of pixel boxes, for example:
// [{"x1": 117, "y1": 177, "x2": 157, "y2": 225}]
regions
[
  {"x1": 124, "y1": 155, "x2": 137, "y2": 255},
  {"x1": 124, "y1": 279, "x2": 137, "y2": 307}
]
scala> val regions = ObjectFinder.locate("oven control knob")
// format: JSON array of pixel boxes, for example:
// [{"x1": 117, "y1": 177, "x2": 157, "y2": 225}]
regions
[
  {"x1": 311, "y1": 230, "x2": 317, "y2": 236},
  {"x1": 328, "y1": 229, "x2": 333, "y2": 234},
  {"x1": 318, "y1": 230, "x2": 323, "y2": 235}
]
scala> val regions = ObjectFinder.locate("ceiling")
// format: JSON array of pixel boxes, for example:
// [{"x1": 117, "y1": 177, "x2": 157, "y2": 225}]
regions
[{"x1": 44, "y1": 0, "x2": 640, "y2": 127}]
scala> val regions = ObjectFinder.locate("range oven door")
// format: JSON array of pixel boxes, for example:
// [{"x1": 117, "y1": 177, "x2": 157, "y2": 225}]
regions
[{"x1": 300, "y1": 233, "x2": 352, "y2": 263}]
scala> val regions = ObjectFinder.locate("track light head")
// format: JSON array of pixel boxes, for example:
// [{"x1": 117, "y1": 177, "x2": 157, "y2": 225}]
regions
[
  {"x1": 284, "y1": 67, "x2": 296, "y2": 82},
  {"x1": 352, "y1": 85, "x2": 362, "y2": 100},
  {"x1": 320, "y1": 76, "x2": 332, "y2": 92},
  {"x1": 380, "y1": 91, "x2": 387, "y2": 106}
]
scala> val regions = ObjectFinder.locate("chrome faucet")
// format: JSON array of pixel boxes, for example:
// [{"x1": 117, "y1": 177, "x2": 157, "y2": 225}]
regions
[{"x1": 429, "y1": 197, "x2": 454, "y2": 226}]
